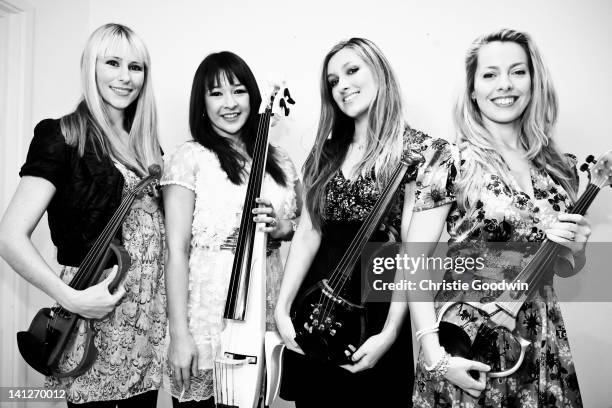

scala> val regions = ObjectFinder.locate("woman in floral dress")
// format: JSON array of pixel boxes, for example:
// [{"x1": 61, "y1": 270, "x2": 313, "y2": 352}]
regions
[
  {"x1": 0, "y1": 24, "x2": 166, "y2": 406},
  {"x1": 274, "y1": 37, "x2": 455, "y2": 407},
  {"x1": 410, "y1": 28, "x2": 590, "y2": 408},
  {"x1": 161, "y1": 51, "x2": 301, "y2": 406}
]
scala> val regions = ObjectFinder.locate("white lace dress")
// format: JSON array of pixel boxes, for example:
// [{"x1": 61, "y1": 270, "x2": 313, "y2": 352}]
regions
[{"x1": 160, "y1": 141, "x2": 298, "y2": 402}]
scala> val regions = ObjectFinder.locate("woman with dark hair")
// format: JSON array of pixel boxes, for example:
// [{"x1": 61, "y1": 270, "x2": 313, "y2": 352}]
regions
[
  {"x1": 410, "y1": 28, "x2": 588, "y2": 407},
  {"x1": 161, "y1": 51, "x2": 301, "y2": 406},
  {"x1": 0, "y1": 23, "x2": 165, "y2": 406},
  {"x1": 274, "y1": 37, "x2": 456, "y2": 407}
]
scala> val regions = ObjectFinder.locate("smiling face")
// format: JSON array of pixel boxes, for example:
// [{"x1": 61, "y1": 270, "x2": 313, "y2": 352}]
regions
[
  {"x1": 96, "y1": 48, "x2": 145, "y2": 116},
  {"x1": 473, "y1": 41, "x2": 532, "y2": 128},
  {"x1": 326, "y1": 48, "x2": 377, "y2": 122},
  {"x1": 205, "y1": 72, "x2": 250, "y2": 140}
]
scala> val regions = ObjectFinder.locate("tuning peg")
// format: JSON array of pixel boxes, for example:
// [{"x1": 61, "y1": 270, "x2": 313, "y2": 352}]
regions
[
  {"x1": 579, "y1": 163, "x2": 590, "y2": 172},
  {"x1": 586, "y1": 154, "x2": 597, "y2": 164},
  {"x1": 284, "y1": 88, "x2": 295, "y2": 105},
  {"x1": 279, "y1": 99, "x2": 290, "y2": 116}
]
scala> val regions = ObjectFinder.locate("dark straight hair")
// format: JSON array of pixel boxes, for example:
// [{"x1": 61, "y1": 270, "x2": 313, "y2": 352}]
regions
[{"x1": 189, "y1": 51, "x2": 286, "y2": 186}]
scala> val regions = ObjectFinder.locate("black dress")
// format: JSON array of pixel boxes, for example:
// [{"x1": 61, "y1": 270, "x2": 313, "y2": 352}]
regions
[{"x1": 280, "y1": 129, "x2": 456, "y2": 407}]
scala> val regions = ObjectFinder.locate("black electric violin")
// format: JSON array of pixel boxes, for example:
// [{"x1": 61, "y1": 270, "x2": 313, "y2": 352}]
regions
[{"x1": 16, "y1": 164, "x2": 161, "y2": 378}]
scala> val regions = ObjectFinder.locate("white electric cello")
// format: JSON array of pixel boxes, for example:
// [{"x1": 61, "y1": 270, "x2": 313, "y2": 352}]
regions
[{"x1": 214, "y1": 86, "x2": 294, "y2": 408}]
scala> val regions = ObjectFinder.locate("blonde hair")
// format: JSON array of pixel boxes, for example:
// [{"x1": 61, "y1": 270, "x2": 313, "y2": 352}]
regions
[
  {"x1": 454, "y1": 28, "x2": 576, "y2": 210},
  {"x1": 304, "y1": 38, "x2": 405, "y2": 230},
  {"x1": 61, "y1": 23, "x2": 161, "y2": 176}
]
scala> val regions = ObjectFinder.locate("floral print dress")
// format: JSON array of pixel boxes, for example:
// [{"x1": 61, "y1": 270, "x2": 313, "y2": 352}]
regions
[
  {"x1": 47, "y1": 162, "x2": 167, "y2": 403},
  {"x1": 412, "y1": 148, "x2": 582, "y2": 408}
]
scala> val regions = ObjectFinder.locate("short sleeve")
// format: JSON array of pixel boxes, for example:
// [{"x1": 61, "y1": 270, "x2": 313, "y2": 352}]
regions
[
  {"x1": 19, "y1": 119, "x2": 68, "y2": 188},
  {"x1": 412, "y1": 136, "x2": 457, "y2": 212},
  {"x1": 160, "y1": 141, "x2": 200, "y2": 191}
]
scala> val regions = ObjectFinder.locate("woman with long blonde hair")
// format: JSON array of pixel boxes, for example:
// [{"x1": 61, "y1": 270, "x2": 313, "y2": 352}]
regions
[
  {"x1": 275, "y1": 37, "x2": 456, "y2": 407},
  {"x1": 0, "y1": 23, "x2": 165, "y2": 406},
  {"x1": 410, "y1": 28, "x2": 588, "y2": 407}
]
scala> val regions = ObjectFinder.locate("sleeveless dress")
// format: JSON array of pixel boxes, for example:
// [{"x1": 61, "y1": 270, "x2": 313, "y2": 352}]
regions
[
  {"x1": 160, "y1": 141, "x2": 299, "y2": 402},
  {"x1": 281, "y1": 129, "x2": 455, "y2": 407},
  {"x1": 47, "y1": 162, "x2": 167, "y2": 403},
  {"x1": 412, "y1": 148, "x2": 583, "y2": 407}
]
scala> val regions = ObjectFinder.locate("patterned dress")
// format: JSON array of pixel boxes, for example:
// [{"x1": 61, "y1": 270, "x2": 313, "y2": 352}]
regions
[
  {"x1": 280, "y1": 129, "x2": 454, "y2": 407},
  {"x1": 160, "y1": 141, "x2": 299, "y2": 402},
  {"x1": 412, "y1": 147, "x2": 583, "y2": 408},
  {"x1": 47, "y1": 163, "x2": 167, "y2": 403}
]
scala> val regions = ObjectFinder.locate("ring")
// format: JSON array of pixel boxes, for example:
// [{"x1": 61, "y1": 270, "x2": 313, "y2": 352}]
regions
[{"x1": 270, "y1": 218, "x2": 278, "y2": 228}]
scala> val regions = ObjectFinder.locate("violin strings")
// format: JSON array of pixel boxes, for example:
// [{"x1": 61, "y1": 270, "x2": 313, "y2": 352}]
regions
[
  {"x1": 55, "y1": 186, "x2": 140, "y2": 317},
  {"x1": 71, "y1": 175, "x2": 161, "y2": 290},
  {"x1": 318, "y1": 163, "x2": 406, "y2": 323},
  {"x1": 318, "y1": 162, "x2": 407, "y2": 326},
  {"x1": 225, "y1": 107, "x2": 271, "y2": 318},
  {"x1": 494, "y1": 184, "x2": 599, "y2": 313},
  {"x1": 217, "y1": 104, "x2": 272, "y2": 404}
]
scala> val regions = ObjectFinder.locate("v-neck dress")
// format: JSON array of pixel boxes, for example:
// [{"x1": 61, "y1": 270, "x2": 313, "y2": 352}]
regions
[
  {"x1": 281, "y1": 129, "x2": 455, "y2": 407},
  {"x1": 412, "y1": 148, "x2": 583, "y2": 408}
]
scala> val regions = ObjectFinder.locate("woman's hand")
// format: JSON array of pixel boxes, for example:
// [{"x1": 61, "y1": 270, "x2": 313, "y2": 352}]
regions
[
  {"x1": 63, "y1": 265, "x2": 126, "y2": 319},
  {"x1": 274, "y1": 307, "x2": 304, "y2": 355},
  {"x1": 545, "y1": 213, "x2": 591, "y2": 255},
  {"x1": 168, "y1": 330, "x2": 199, "y2": 392},
  {"x1": 340, "y1": 329, "x2": 396, "y2": 373},
  {"x1": 252, "y1": 197, "x2": 290, "y2": 240},
  {"x1": 443, "y1": 356, "x2": 490, "y2": 398}
]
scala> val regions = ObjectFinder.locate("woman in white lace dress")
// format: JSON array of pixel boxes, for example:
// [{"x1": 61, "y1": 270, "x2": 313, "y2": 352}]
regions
[{"x1": 161, "y1": 51, "x2": 301, "y2": 406}]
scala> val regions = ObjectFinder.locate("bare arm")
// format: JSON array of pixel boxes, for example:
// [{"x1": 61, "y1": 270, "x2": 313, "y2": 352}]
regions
[
  {"x1": 0, "y1": 176, "x2": 124, "y2": 318},
  {"x1": 342, "y1": 192, "x2": 450, "y2": 372},
  {"x1": 406, "y1": 203, "x2": 489, "y2": 397},
  {"x1": 163, "y1": 184, "x2": 198, "y2": 390},
  {"x1": 274, "y1": 201, "x2": 321, "y2": 352}
]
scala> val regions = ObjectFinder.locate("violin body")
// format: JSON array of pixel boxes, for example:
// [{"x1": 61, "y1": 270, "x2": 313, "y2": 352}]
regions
[
  {"x1": 437, "y1": 301, "x2": 530, "y2": 378},
  {"x1": 17, "y1": 241, "x2": 130, "y2": 377},
  {"x1": 213, "y1": 88, "x2": 294, "y2": 408},
  {"x1": 292, "y1": 279, "x2": 367, "y2": 365},
  {"x1": 434, "y1": 150, "x2": 612, "y2": 378},
  {"x1": 15, "y1": 164, "x2": 160, "y2": 378},
  {"x1": 214, "y1": 228, "x2": 266, "y2": 408},
  {"x1": 290, "y1": 156, "x2": 419, "y2": 365}
]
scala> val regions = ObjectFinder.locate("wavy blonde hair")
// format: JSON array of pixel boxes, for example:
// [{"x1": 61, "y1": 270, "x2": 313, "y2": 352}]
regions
[
  {"x1": 304, "y1": 38, "x2": 405, "y2": 230},
  {"x1": 61, "y1": 23, "x2": 161, "y2": 176},
  {"x1": 454, "y1": 28, "x2": 577, "y2": 210}
]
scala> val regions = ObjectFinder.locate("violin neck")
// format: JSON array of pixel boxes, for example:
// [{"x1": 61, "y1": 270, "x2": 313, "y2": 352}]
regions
[
  {"x1": 330, "y1": 161, "x2": 409, "y2": 291},
  {"x1": 67, "y1": 191, "x2": 137, "y2": 290},
  {"x1": 224, "y1": 108, "x2": 273, "y2": 320},
  {"x1": 498, "y1": 182, "x2": 601, "y2": 314}
]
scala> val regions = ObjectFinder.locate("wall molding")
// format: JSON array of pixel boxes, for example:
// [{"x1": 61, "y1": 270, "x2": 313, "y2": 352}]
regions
[{"x1": 0, "y1": 0, "x2": 34, "y2": 390}]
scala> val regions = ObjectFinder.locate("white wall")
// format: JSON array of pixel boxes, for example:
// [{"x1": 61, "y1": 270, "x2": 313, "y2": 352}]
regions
[{"x1": 1, "y1": 0, "x2": 611, "y2": 406}]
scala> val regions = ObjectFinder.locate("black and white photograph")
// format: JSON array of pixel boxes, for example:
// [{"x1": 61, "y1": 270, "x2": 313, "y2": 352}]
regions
[{"x1": 0, "y1": 0, "x2": 611, "y2": 407}]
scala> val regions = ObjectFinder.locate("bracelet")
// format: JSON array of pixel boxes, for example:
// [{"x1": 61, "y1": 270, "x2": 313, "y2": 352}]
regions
[
  {"x1": 424, "y1": 346, "x2": 445, "y2": 371},
  {"x1": 424, "y1": 346, "x2": 450, "y2": 380},
  {"x1": 415, "y1": 323, "x2": 439, "y2": 343},
  {"x1": 432, "y1": 351, "x2": 450, "y2": 380}
]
